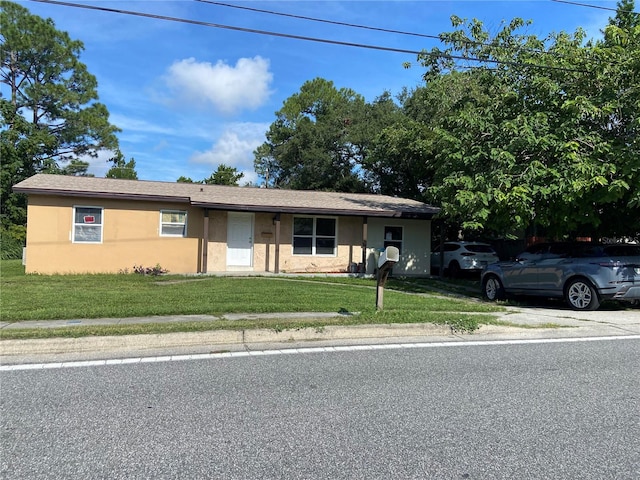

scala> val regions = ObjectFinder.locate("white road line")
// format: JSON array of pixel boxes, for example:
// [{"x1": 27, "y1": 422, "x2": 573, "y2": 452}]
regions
[{"x1": 2, "y1": 335, "x2": 640, "y2": 372}]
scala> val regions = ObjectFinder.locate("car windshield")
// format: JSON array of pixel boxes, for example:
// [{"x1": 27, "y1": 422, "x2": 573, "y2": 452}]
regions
[
  {"x1": 549, "y1": 243, "x2": 578, "y2": 255},
  {"x1": 602, "y1": 245, "x2": 640, "y2": 256},
  {"x1": 565, "y1": 244, "x2": 640, "y2": 258},
  {"x1": 524, "y1": 244, "x2": 550, "y2": 254}
]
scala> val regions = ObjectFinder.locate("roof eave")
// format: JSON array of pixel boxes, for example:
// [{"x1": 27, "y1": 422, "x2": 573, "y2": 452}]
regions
[
  {"x1": 12, "y1": 187, "x2": 191, "y2": 204},
  {"x1": 13, "y1": 183, "x2": 439, "y2": 219},
  {"x1": 192, "y1": 202, "x2": 438, "y2": 219}
]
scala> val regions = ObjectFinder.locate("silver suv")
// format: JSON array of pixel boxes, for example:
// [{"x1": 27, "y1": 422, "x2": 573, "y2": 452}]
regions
[{"x1": 481, "y1": 243, "x2": 640, "y2": 310}]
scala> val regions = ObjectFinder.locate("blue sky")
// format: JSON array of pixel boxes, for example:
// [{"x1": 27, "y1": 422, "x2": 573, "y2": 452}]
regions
[{"x1": 14, "y1": 0, "x2": 617, "y2": 184}]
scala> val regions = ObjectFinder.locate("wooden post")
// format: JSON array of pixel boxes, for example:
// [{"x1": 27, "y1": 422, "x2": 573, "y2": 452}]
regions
[
  {"x1": 376, "y1": 268, "x2": 391, "y2": 310},
  {"x1": 375, "y1": 246, "x2": 398, "y2": 310}
]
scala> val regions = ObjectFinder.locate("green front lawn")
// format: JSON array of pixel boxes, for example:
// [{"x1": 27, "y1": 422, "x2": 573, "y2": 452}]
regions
[{"x1": 0, "y1": 260, "x2": 503, "y2": 338}]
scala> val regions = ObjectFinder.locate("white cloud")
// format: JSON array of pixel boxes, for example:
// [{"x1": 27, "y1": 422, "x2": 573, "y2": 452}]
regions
[
  {"x1": 109, "y1": 114, "x2": 177, "y2": 136},
  {"x1": 85, "y1": 149, "x2": 118, "y2": 178},
  {"x1": 163, "y1": 56, "x2": 274, "y2": 115},
  {"x1": 189, "y1": 122, "x2": 268, "y2": 184}
]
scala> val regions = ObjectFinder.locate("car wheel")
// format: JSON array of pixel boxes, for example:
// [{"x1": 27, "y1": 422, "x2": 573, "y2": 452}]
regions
[
  {"x1": 565, "y1": 278, "x2": 600, "y2": 311},
  {"x1": 448, "y1": 261, "x2": 461, "y2": 279},
  {"x1": 627, "y1": 300, "x2": 640, "y2": 309},
  {"x1": 482, "y1": 274, "x2": 505, "y2": 301}
]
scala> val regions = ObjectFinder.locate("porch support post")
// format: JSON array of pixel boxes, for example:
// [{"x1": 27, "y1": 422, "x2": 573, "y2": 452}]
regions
[
  {"x1": 361, "y1": 216, "x2": 368, "y2": 274},
  {"x1": 274, "y1": 213, "x2": 281, "y2": 274},
  {"x1": 202, "y1": 209, "x2": 209, "y2": 274},
  {"x1": 439, "y1": 221, "x2": 445, "y2": 278}
]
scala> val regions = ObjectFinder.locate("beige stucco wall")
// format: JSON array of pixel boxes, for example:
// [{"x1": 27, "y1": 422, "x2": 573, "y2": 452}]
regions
[
  {"x1": 24, "y1": 195, "x2": 203, "y2": 274},
  {"x1": 205, "y1": 210, "x2": 228, "y2": 272},
  {"x1": 205, "y1": 213, "x2": 365, "y2": 274},
  {"x1": 23, "y1": 195, "x2": 433, "y2": 276},
  {"x1": 364, "y1": 218, "x2": 432, "y2": 276}
]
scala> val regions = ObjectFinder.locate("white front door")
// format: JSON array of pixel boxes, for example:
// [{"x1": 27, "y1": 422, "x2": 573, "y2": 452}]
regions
[{"x1": 227, "y1": 212, "x2": 254, "y2": 268}]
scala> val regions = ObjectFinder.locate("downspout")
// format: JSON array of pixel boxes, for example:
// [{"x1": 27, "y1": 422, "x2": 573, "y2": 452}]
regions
[
  {"x1": 274, "y1": 213, "x2": 281, "y2": 274},
  {"x1": 361, "y1": 216, "x2": 368, "y2": 274},
  {"x1": 439, "y1": 221, "x2": 445, "y2": 278},
  {"x1": 202, "y1": 209, "x2": 209, "y2": 273}
]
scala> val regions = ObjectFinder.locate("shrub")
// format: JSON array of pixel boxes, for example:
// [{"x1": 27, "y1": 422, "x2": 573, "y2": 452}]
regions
[
  {"x1": 0, "y1": 226, "x2": 26, "y2": 260},
  {"x1": 132, "y1": 264, "x2": 168, "y2": 276}
]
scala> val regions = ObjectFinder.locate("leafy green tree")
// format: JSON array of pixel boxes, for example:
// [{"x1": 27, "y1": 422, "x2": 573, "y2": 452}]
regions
[
  {"x1": 203, "y1": 164, "x2": 243, "y2": 186},
  {"x1": 60, "y1": 159, "x2": 92, "y2": 176},
  {"x1": 410, "y1": 10, "x2": 639, "y2": 238},
  {"x1": 607, "y1": 0, "x2": 638, "y2": 30},
  {"x1": 253, "y1": 143, "x2": 280, "y2": 189},
  {"x1": 177, "y1": 176, "x2": 197, "y2": 183},
  {"x1": 0, "y1": 0, "x2": 120, "y2": 232},
  {"x1": 176, "y1": 165, "x2": 244, "y2": 186},
  {"x1": 367, "y1": 118, "x2": 436, "y2": 198},
  {"x1": 364, "y1": 77, "x2": 493, "y2": 200},
  {"x1": 593, "y1": 0, "x2": 640, "y2": 237},
  {"x1": 105, "y1": 150, "x2": 138, "y2": 179},
  {"x1": 254, "y1": 78, "x2": 370, "y2": 192},
  {"x1": 348, "y1": 91, "x2": 408, "y2": 194}
]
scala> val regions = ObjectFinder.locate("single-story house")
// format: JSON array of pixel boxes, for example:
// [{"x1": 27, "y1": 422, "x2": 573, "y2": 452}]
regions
[{"x1": 13, "y1": 174, "x2": 440, "y2": 275}]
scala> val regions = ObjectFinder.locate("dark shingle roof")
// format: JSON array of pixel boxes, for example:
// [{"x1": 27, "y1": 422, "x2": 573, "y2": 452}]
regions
[{"x1": 13, "y1": 174, "x2": 439, "y2": 219}]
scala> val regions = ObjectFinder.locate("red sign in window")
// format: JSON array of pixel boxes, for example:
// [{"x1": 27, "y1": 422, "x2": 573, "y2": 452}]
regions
[{"x1": 83, "y1": 216, "x2": 95, "y2": 224}]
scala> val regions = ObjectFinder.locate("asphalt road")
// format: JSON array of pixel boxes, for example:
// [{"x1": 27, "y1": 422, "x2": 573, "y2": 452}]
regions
[{"x1": 2, "y1": 337, "x2": 639, "y2": 479}]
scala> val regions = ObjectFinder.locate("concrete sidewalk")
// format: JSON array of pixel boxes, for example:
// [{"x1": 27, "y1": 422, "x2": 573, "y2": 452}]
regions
[
  {"x1": 2, "y1": 305, "x2": 640, "y2": 331},
  {"x1": 0, "y1": 311, "x2": 357, "y2": 330},
  {"x1": 1, "y1": 307, "x2": 639, "y2": 365}
]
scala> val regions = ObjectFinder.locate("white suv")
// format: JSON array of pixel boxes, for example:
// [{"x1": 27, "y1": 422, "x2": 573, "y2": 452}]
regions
[{"x1": 431, "y1": 241, "x2": 499, "y2": 277}]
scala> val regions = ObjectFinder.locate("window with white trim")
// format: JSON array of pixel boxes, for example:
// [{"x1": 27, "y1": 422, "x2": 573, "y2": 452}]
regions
[
  {"x1": 384, "y1": 226, "x2": 403, "y2": 254},
  {"x1": 160, "y1": 210, "x2": 187, "y2": 237},
  {"x1": 73, "y1": 206, "x2": 103, "y2": 243},
  {"x1": 293, "y1": 217, "x2": 337, "y2": 255}
]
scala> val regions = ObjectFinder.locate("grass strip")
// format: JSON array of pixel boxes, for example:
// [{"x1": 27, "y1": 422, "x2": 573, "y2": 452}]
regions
[{"x1": 0, "y1": 312, "x2": 498, "y2": 340}]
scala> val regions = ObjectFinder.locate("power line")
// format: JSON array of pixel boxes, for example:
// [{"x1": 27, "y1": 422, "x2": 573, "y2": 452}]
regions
[
  {"x1": 29, "y1": 0, "x2": 436, "y2": 56},
  {"x1": 551, "y1": 0, "x2": 640, "y2": 14},
  {"x1": 196, "y1": 0, "x2": 572, "y2": 60},
  {"x1": 30, "y1": 0, "x2": 588, "y2": 73},
  {"x1": 196, "y1": 0, "x2": 444, "y2": 41}
]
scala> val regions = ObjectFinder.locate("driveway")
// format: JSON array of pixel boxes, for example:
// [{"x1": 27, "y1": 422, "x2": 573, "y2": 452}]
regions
[{"x1": 483, "y1": 303, "x2": 640, "y2": 337}]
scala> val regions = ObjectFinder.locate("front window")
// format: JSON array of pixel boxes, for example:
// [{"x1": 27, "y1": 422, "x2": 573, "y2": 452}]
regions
[
  {"x1": 160, "y1": 210, "x2": 187, "y2": 237},
  {"x1": 293, "y1": 217, "x2": 336, "y2": 255},
  {"x1": 384, "y1": 226, "x2": 403, "y2": 254},
  {"x1": 73, "y1": 206, "x2": 103, "y2": 243}
]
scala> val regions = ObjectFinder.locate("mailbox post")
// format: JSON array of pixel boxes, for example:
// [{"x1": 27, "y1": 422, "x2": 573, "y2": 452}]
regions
[{"x1": 376, "y1": 246, "x2": 399, "y2": 310}]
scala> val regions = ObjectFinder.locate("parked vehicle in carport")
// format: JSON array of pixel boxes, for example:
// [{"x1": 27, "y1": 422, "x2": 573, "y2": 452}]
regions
[
  {"x1": 481, "y1": 243, "x2": 640, "y2": 311},
  {"x1": 431, "y1": 241, "x2": 499, "y2": 277}
]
